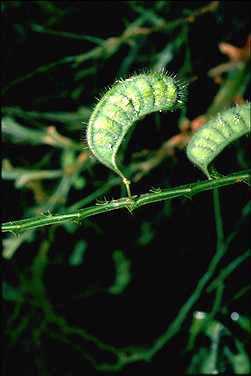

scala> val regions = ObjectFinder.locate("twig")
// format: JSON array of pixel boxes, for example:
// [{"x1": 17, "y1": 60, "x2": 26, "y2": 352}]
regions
[{"x1": 2, "y1": 169, "x2": 250, "y2": 233}]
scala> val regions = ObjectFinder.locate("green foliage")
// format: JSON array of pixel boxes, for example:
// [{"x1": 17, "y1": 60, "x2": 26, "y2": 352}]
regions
[
  {"x1": 187, "y1": 311, "x2": 251, "y2": 374},
  {"x1": 2, "y1": 1, "x2": 250, "y2": 374},
  {"x1": 108, "y1": 250, "x2": 131, "y2": 295}
]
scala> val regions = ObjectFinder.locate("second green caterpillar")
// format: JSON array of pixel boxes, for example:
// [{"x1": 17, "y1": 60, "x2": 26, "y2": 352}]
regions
[{"x1": 186, "y1": 102, "x2": 250, "y2": 178}]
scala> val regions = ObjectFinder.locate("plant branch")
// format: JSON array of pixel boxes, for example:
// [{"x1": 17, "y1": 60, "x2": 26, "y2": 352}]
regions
[{"x1": 2, "y1": 169, "x2": 250, "y2": 233}]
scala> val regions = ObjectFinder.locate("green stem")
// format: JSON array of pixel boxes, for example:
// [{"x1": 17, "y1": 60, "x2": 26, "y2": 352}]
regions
[{"x1": 2, "y1": 169, "x2": 250, "y2": 233}]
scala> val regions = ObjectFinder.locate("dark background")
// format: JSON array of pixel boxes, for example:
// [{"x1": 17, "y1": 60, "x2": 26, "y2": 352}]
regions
[{"x1": 2, "y1": 2, "x2": 250, "y2": 375}]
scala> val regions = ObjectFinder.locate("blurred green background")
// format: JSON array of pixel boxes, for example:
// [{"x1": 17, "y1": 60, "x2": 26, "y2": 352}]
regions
[{"x1": 2, "y1": 1, "x2": 250, "y2": 374}]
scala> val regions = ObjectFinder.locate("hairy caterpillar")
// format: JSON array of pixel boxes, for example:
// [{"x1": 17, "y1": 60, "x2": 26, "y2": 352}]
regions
[
  {"x1": 86, "y1": 71, "x2": 187, "y2": 198},
  {"x1": 186, "y1": 102, "x2": 250, "y2": 178}
]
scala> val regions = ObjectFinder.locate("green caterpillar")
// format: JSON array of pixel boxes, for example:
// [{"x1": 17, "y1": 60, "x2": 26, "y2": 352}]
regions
[
  {"x1": 186, "y1": 102, "x2": 250, "y2": 178},
  {"x1": 86, "y1": 71, "x2": 187, "y2": 198}
]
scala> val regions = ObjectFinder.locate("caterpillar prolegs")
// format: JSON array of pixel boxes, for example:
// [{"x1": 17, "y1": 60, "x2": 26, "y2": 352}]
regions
[{"x1": 86, "y1": 71, "x2": 187, "y2": 198}]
